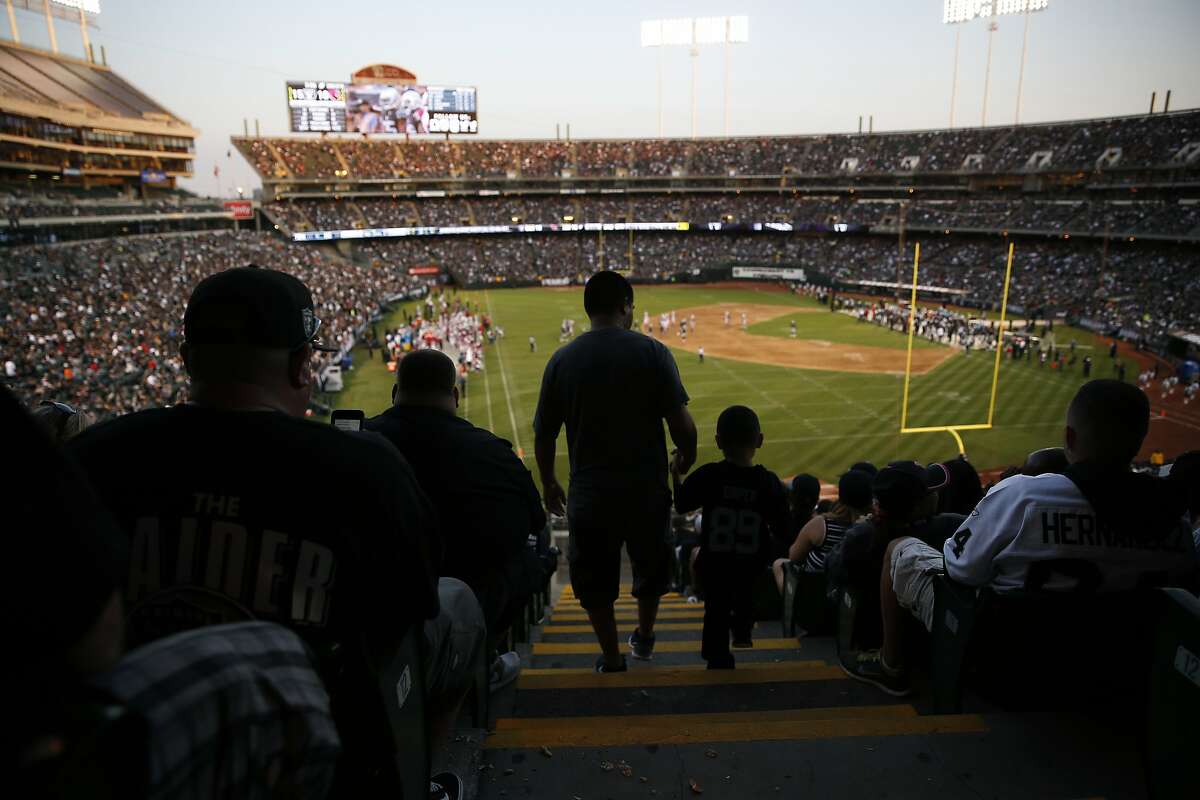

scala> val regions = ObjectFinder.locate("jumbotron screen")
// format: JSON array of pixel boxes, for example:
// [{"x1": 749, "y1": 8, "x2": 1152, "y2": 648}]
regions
[
  {"x1": 286, "y1": 81, "x2": 349, "y2": 133},
  {"x1": 346, "y1": 84, "x2": 478, "y2": 135}
]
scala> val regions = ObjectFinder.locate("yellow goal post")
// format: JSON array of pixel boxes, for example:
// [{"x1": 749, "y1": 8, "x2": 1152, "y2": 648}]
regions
[{"x1": 898, "y1": 241, "x2": 1016, "y2": 456}]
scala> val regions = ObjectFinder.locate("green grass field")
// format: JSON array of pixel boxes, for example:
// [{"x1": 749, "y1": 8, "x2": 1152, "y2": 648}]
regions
[{"x1": 330, "y1": 285, "x2": 1120, "y2": 485}]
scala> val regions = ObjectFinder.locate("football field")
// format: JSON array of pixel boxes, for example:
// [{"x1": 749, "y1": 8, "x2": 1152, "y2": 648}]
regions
[{"x1": 331, "y1": 284, "x2": 1119, "y2": 483}]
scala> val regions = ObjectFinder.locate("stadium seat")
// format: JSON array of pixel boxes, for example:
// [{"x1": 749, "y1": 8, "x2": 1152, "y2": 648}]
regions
[
  {"x1": 326, "y1": 623, "x2": 430, "y2": 799},
  {"x1": 1143, "y1": 587, "x2": 1200, "y2": 799},
  {"x1": 929, "y1": 568, "x2": 1158, "y2": 714},
  {"x1": 781, "y1": 561, "x2": 835, "y2": 637}
]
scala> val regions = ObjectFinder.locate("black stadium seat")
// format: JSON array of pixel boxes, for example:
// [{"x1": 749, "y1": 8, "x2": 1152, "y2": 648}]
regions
[
  {"x1": 326, "y1": 624, "x2": 430, "y2": 799},
  {"x1": 929, "y1": 570, "x2": 1159, "y2": 714},
  {"x1": 781, "y1": 561, "x2": 835, "y2": 637},
  {"x1": 1143, "y1": 587, "x2": 1200, "y2": 799}
]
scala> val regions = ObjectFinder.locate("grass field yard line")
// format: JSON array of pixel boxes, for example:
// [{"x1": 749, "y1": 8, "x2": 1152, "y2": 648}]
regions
[
  {"x1": 481, "y1": 349, "x2": 496, "y2": 435},
  {"x1": 485, "y1": 290, "x2": 524, "y2": 455},
  {"x1": 704, "y1": 355, "x2": 786, "y2": 411}
]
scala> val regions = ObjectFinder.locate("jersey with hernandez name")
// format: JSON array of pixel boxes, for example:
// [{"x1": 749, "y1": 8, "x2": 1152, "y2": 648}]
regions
[{"x1": 943, "y1": 472, "x2": 1196, "y2": 593}]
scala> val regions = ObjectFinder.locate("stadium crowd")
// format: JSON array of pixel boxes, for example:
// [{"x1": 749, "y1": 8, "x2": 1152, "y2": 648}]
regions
[
  {"x1": 267, "y1": 194, "x2": 1200, "y2": 239},
  {"x1": 1, "y1": 230, "x2": 432, "y2": 419},
  {"x1": 233, "y1": 109, "x2": 1200, "y2": 180},
  {"x1": 11, "y1": 267, "x2": 1197, "y2": 798}
]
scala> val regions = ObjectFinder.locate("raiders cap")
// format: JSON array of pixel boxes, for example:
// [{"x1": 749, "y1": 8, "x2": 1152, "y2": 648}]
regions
[{"x1": 184, "y1": 266, "x2": 338, "y2": 352}]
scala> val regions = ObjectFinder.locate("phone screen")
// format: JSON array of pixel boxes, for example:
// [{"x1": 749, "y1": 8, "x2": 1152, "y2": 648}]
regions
[{"x1": 330, "y1": 410, "x2": 365, "y2": 432}]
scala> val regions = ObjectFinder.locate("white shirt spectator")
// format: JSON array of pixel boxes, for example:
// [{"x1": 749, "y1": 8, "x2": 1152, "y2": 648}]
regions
[{"x1": 944, "y1": 472, "x2": 1196, "y2": 593}]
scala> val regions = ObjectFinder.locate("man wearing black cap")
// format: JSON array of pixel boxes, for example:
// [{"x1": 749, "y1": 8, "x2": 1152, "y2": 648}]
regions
[
  {"x1": 533, "y1": 270, "x2": 697, "y2": 672},
  {"x1": 67, "y1": 267, "x2": 477, "y2": 799},
  {"x1": 851, "y1": 381, "x2": 1197, "y2": 696},
  {"x1": 365, "y1": 348, "x2": 547, "y2": 691}
]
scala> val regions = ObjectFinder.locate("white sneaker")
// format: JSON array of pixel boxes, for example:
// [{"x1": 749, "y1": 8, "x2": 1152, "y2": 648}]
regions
[{"x1": 489, "y1": 651, "x2": 521, "y2": 691}]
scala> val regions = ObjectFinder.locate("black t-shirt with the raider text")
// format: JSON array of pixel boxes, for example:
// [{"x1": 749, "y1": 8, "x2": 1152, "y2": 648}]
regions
[
  {"x1": 674, "y1": 461, "x2": 790, "y2": 573},
  {"x1": 68, "y1": 406, "x2": 440, "y2": 660}
]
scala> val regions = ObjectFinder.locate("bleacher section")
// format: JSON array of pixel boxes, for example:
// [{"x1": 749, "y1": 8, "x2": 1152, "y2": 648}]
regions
[
  {"x1": 0, "y1": 40, "x2": 196, "y2": 187},
  {"x1": 232, "y1": 110, "x2": 1200, "y2": 183}
]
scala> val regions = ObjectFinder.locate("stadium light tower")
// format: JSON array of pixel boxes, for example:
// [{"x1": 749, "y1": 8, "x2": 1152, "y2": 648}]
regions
[
  {"x1": 641, "y1": 16, "x2": 749, "y2": 138},
  {"x1": 6, "y1": 1, "x2": 101, "y2": 59},
  {"x1": 943, "y1": 1, "x2": 1048, "y2": 127}
]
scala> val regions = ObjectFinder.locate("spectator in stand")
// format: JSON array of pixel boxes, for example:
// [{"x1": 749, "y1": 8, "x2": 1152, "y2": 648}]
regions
[
  {"x1": 31, "y1": 398, "x2": 93, "y2": 444},
  {"x1": 366, "y1": 349, "x2": 547, "y2": 692},
  {"x1": 9, "y1": 385, "x2": 341, "y2": 799},
  {"x1": 935, "y1": 456, "x2": 984, "y2": 515},
  {"x1": 853, "y1": 381, "x2": 1199, "y2": 696},
  {"x1": 775, "y1": 469, "x2": 873, "y2": 592},
  {"x1": 828, "y1": 461, "x2": 966, "y2": 661},
  {"x1": 65, "y1": 268, "x2": 479, "y2": 800},
  {"x1": 1022, "y1": 446, "x2": 1070, "y2": 476},
  {"x1": 789, "y1": 473, "x2": 822, "y2": 536},
  {"x1": 671, "y1": 405, "x2": 790, "y2": 668},
  {"x1": 533, "y1": 271, "x2": 698, "y2": 672}
]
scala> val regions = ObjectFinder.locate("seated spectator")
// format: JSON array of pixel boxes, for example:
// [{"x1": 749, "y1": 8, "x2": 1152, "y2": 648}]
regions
[
  {"x1": 855, "y1": 380, "x2": 1198, "y2": 696},
  {"x1": 774, "y1": 469, "x2": 872, "y2": 593},
  {"x1": 788, "y1": 473, "x2": 821, "y2": 537},
  {"x1": 9, "y1": 385, "x2": 341, "y2": 798},
  {"x1": 828, "y1": 461, "x2": 965, "y2": 659},
  {"x1": 66, "y1": 267, "x2": 480, "y2": 799},
  {"x1": 31, "y1": 399, "x2": 94, "y2": 444},
  {"x1": 935, "y1": 456, "x2": 984, "y2": 515},
  {"x1": 671, "y1": 406, "x2": 790, "y2": 668},
  {"x1": 1022, "y1": 446, "x2": 1069, "y2": 476},
  {"x1": 365, "y1": 349, "x2": 547, "y2": 691}
]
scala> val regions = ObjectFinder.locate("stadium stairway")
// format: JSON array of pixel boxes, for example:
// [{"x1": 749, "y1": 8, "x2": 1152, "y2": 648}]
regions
[{"x1": 477, "y1": 581, "x2": 1154, "y2": 799}]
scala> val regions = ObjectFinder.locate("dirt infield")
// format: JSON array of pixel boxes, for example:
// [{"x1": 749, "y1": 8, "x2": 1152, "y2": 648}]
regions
[{"x1": 655, "y1": 303, "x2": 956, "y2": 375}]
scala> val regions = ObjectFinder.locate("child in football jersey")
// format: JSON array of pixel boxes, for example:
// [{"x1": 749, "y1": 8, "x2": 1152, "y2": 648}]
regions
[{"x1": 672, "y1": 405, "x2": 790, "y2": 669}]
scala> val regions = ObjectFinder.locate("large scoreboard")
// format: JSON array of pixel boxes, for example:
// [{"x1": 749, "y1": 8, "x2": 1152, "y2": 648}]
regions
[
  {"x1": 287, "y1": 80, "x2": 476, "y2": 135},
  {"x1": 286, "y1": 81, "x2": 349, "y2": 133}
]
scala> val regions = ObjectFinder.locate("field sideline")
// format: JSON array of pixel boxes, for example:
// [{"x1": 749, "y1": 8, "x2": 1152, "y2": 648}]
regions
[{"x1": 330, "y1": 284, "x2": 1122, "y2": 484}]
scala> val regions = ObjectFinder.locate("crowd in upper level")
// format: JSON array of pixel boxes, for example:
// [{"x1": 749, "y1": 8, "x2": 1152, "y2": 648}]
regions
[
  {"x1": 268, "y1": 193, "x2": 1200, "y2": 239},
  {"x1": 233, "y1": 110, "x2": 1200, "y2": 180}
]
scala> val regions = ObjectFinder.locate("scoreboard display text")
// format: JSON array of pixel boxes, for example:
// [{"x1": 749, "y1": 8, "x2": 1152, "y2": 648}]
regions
[{"x1": 287, "y1": 81, "x2": 348, "y2": 133}]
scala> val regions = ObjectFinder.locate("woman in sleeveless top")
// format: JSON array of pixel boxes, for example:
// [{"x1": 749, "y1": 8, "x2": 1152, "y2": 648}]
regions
[{"x1": 772, "y1": 470, "x2": 873, "y2": 593}]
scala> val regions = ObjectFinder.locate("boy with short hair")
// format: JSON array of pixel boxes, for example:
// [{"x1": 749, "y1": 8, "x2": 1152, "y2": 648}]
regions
[{"x1": 672, "y1": 405, "x2": 790, "y2": 668}]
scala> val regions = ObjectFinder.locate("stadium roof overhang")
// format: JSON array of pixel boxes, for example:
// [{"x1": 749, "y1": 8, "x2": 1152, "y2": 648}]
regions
[{"x1": 0, "y1": 94, "x2": 198, "y2": 139}]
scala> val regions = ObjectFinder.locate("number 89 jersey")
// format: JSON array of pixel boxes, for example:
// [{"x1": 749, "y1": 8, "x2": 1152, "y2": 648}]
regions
[{"x1": 675, "y1": 461, "x2": 790, "y2": 572}]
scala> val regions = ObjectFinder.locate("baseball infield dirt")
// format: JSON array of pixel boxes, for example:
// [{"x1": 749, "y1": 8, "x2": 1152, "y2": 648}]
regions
[{"x1": 653, "y1": 303, "x2": 955, "y2": 376}]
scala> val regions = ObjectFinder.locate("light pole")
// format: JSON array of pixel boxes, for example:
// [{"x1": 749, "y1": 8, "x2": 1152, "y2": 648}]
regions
[
  {"x1": 641, "y1": 16, "x2": 748, "y2": 139},
  {"x1": 942, "y1": 1, "x2": 1049, "y2": 128},
  {"x1": 981, "y1": 19, "x2": 997, "y2": 126},
  {"x1": 949, "y1": 24, "x2": 961, "y2": 127}
]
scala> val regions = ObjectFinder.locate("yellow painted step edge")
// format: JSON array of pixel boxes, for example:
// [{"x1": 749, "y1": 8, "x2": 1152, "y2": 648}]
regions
[{"x1": 484, "y1": 713, "x2": 988, "y2": 749}]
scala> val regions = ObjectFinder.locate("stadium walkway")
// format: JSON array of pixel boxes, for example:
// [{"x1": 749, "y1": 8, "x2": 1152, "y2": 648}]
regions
[{"x1": 477, "y1": 581, "x2": 1149, "y2": 799}]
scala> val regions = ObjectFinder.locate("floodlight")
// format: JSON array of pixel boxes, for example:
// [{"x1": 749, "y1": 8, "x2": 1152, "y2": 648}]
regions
[
  {"x1": 640, "y1": 20, "x2": 662, "y2": 48},
  {"x1": 661, "y1": 18, "x2": 694, "y2": 46},
  {"x1": 51, "y1": 0, "x2": 101, "y2": 12},
  {"x1": 727, "y1": 16, "x2": 749, "y2": 43},
  {"x1": 639, "y1": 15, "x2": 750, "y2": 138},
  {"x1": 695, "y1": 17, "x2": 725, "y2": 45},
  {"x1": 944, "y1": 0, "x2": 1046, "y2": 24}
]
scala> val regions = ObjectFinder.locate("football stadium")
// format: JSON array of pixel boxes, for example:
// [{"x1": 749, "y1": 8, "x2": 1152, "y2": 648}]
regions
[{"x1": 6, "y1": 2, "x2": 1199, "y2": 798}]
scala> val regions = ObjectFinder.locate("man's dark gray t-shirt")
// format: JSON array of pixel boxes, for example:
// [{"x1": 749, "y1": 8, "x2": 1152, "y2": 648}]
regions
[{"x1": 533, "y1": 326, "x2": 689, "y2": 498}]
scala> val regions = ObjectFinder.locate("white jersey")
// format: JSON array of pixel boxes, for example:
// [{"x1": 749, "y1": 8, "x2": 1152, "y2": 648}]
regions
[{"x1": 944, "y1": 473, "x2": 1195, "y2": 593}]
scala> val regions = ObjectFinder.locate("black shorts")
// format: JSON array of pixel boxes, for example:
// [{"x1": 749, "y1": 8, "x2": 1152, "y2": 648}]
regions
[{"x1": 566, "y1": 489, "x2": 672, "y2": 610}]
